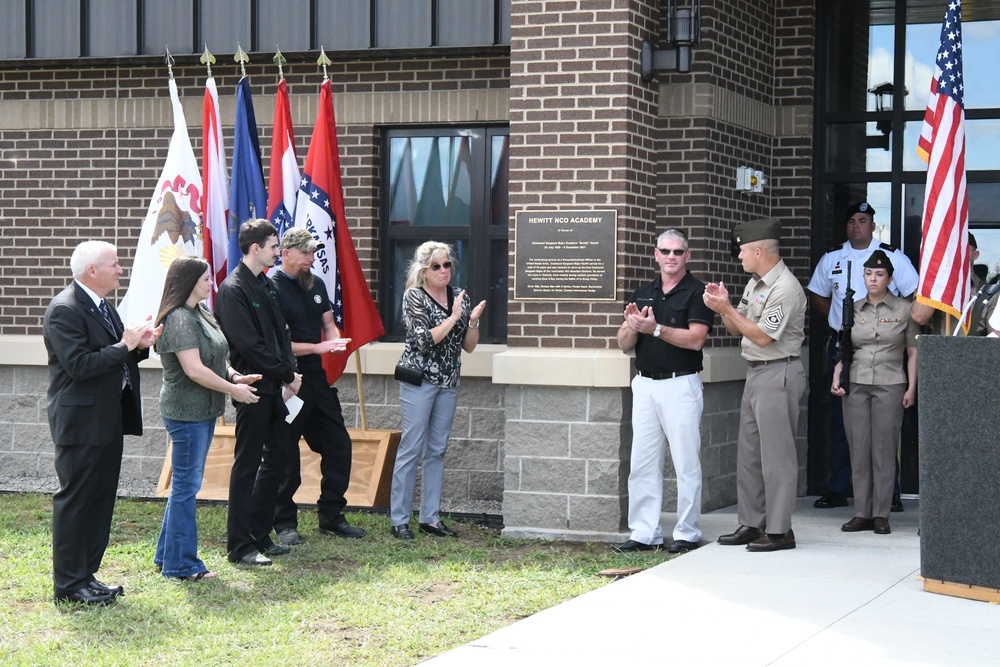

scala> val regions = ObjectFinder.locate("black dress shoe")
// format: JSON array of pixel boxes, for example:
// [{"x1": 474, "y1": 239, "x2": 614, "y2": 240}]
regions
[
  {"x1": 419, "y1": 521, "x2": 459, "y2": 538},
  {"x1": 814, "y1": 492, "x2": 848, "y2": 509},
  {"x1": 391, "y1": 524, "x2": 415, "y2": 540},
  {"x1": 717, "y1": 525, "x2": 762, "y2": 546},
  {"x1": 891, "y1": 496, "x2": 904, "y2": 513},
  {"x1": 89, "y1": 578, "x2": 124, "y2": 597},
  {"x1": 319, "y1": 517, "x2": 366, "y2": 539},
  {"x1": 841, "y1": 517, "x2": 874, "y2": 532},
  {"x1": 746, "y1": 529, "x2": 796, "y2": 552},
  {"x1": 667, "y1": 539, "x2": 700, "y2": 553},
  {"x1": 612, "y1": 539, "x2": 660, "y2": 553},
  {"x1": 873, "y1": 517, "x2": 891, "y2": 534},
  {"x1": 54, "y1": 585, "x2": 116, "y2": 606},
  {"x1": 234, "y1": 551, "x2": 273, "y2": 566},
  {"x1": 262, "y1": 542, "x2": 291, "y2": 556}
]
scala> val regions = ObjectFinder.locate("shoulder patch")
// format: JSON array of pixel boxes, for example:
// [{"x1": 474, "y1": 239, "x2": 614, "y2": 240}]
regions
[
  {"x1": 825, "y1": 244, "x2": 842, "y2": 254},
  {"x1": 878, "y1": 242, "x2": 899, "y2": 252}
]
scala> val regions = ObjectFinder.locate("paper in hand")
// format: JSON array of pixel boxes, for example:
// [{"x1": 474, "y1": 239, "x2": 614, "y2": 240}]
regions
[{"x1": 284, "y1": 394, "x2": 304, "y2": 424}]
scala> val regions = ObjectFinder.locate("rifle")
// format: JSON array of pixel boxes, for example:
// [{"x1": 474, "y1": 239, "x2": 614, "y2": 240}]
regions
[{"x1": 837, "y1": 261, "x2": 855, "y2": 395}]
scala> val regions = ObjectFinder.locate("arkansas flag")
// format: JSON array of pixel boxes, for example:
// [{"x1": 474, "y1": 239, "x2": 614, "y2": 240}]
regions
[
  {"x1": 267, "y1": 78, "x2": 300, "y2": 249},
  {"x1": 201, "y1": 75, "x2": 228, "y2": 307},
  {"x1": 292, "y1": 80, "x2": 384, "y2": 384},
  {"x1": 118, "y1": 78, "x2": 202, "y2": 332},
  {"x1": 227, "y1": 77, "x2": 268, "y2": 272}
]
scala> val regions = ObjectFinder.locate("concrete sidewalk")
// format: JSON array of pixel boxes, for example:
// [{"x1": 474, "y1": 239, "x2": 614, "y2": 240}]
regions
[{"x1": 425, "y1": 498, "x2": 999, "y2": 666}]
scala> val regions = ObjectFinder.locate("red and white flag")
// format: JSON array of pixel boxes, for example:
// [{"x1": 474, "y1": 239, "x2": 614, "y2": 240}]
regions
[
  {"x1": 201, "y1": 75, "x2": 228, "y2": 308},
  {"x1": 118, "y1": 78, "x2": 203, "y2": 330},
  {"x1": 292, "y1": 80, "x2": 384, "y2": 384},
  {"x1": 267, "y1": 78, "x2": 300, "y2": 242},
  {"x1": 915, "y1": 0, "x2": 969, "y2": 322}
]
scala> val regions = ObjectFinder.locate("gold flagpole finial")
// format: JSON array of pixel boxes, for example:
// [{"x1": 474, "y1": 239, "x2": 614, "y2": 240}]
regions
[
  {"x1": 165, "y1": 46, "x2": 175, "y2": 80},
  {"x1": 273, "y1": 46, "x2": 287, "y2": 81},
  {"x1": 317, "y1": 47, "x2": 332, "y2": 82},
  {"x1": 234, "y1": 43, "x2": 249, "y2": 78},
  {"x1": 200, "y1": 44, "x2": 216, "y2": 77}
]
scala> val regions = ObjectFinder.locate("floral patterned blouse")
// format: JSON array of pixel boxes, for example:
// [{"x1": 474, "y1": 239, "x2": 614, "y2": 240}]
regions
[
  {"x1": 397, "y1": 285, "x2": 471, "y2": 389},
  {"x1": 157, "y1": 304, "x2": 230, "y2": 421}
]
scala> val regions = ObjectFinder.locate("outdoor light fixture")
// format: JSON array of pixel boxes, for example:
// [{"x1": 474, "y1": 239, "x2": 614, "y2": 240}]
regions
[
  {"x1": 865, "y1": 82, "x2": 898, "y2": 151},
  {"x1": 641, "y1": 0, "x2": 701, "y2": 81}
]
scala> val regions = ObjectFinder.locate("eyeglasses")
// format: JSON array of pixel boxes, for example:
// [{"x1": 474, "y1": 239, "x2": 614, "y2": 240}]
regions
[
  {"x1": 656, "y1": 247, "x2": 687, "y2": 256},
  {"x1": 429, "y1": 261, "x2": 453, "y2": 271}
]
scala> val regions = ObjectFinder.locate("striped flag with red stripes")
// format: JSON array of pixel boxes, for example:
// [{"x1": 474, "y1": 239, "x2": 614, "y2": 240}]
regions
[
  {"x1": 201, "y1": 75, "x2": 228, "y2": 308},
  {"x1": 915, "y1": 0, "x2": 969, "y2": 321}
]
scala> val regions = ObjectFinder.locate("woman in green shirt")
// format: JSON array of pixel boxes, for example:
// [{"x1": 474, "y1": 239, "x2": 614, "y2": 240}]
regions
[{"x1": 153, "y1": 257, "x2": 260, "y2": 580}]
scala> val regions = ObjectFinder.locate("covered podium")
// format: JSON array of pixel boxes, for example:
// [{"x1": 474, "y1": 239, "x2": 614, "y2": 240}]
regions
[{"x1": 918, "y1": 335, "x2": 1000, "y2": 603}]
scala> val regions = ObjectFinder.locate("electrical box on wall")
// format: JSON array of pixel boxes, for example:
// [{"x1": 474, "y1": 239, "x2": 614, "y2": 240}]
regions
[{"x1": 736, "y1": 166, "x2": 766, "y2": 193}]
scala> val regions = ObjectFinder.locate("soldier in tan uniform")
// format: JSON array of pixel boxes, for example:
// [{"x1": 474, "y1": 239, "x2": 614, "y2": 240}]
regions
[
  {"x1": 703, "y1": 218, "x2": 806, "y2": 552},
  {"x1": 832, "y1": 250, "x2": 919, "y2": 536}
]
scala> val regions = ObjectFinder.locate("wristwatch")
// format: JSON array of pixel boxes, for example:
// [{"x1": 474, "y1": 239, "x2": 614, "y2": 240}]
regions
[{"x1": 652, "y1": 324, "x2": 662, "y2": 338}]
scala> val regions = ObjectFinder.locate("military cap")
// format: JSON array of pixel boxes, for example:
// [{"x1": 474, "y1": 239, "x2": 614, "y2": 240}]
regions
[
  {"x1": 969, "y1": 232, "x2": 978, "y2": 249},
  {"x1": 846, "y1": 201, "x2": 875, "y2": 220},
  {"x1": 733, "y1": 218, "x2": 781, "y2": 246},
  {"x1": 280, "y1": 228, "x2": 325, "y2": 252},
  {"x1": 863, "y1": 248, "x2": 894, "y2": 275}
]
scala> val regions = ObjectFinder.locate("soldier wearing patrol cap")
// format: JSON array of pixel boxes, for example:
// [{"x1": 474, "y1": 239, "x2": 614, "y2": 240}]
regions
[
  {"x1": 830, "y1": 249, "x2": 919, "y2": 536},
  {"x1": 806, "y1": 201, "x2": 917, "y2": 511},
  {"x1": 703, "y1": 218, "x2": 807, "y2": 552}
]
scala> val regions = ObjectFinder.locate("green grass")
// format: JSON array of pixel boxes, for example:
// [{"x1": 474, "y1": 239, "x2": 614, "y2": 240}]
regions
[{"x1": 0, "y1": 493, "x2": 672, "y2": 666}]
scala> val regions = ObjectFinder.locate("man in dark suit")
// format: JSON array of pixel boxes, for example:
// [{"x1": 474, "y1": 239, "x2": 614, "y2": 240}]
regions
[{"x1": 43, "y1": 240, "x2": 158, "y2": 606}]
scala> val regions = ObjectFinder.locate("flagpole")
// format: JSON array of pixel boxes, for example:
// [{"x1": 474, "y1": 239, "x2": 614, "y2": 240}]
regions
[{"x1": 355, "y1": 352, "x2": 368, "y2": 432}]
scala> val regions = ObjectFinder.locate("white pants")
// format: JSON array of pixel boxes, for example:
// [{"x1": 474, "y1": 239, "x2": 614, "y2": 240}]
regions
[{"x1": 627, "y1": 373, "x2": 704, "y2": 544}]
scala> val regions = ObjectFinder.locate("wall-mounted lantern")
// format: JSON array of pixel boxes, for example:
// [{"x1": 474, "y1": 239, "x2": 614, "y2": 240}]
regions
[
  {"x1": 866, "y1": 82, "x2": 896, "y2": 151},
  {"x1": 641, "y1": 0, "x2": 701, "y2": 81}
]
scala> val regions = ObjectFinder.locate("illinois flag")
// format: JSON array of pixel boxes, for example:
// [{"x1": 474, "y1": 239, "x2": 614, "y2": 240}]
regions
[
  {"x1": 292, "y1": 79, "x2": 384, "y2": 384},
  {"x1": 915, "y1": 0, "x2": 969, "y2": 322},
  {"x1": 267, "y1": 78, "x2": 300, "y2": 248},
  {"x1": 227, "y1": 77, "x2": 268, "y2": 271},
  {"x1": 118, "y1": 78, "x2": 202, "y2": 330},
  {"x1": 201, "y1": 74, "x2": 228, "y2": 307}
]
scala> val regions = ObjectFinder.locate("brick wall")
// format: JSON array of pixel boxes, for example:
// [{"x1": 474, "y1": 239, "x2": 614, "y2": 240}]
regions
[{"x1": 0, "y1": 55, "x2": 509, "y2": 337}]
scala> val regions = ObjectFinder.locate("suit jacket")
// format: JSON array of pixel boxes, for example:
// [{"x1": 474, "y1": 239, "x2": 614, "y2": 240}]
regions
[{"x1": 43, "y1": 282, "x2": 146, "y2": 446}]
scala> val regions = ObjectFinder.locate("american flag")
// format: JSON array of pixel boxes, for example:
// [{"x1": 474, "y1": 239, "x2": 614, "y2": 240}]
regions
[{"x1": 915, "y1": 0, "x2": 969, "y2": 322}]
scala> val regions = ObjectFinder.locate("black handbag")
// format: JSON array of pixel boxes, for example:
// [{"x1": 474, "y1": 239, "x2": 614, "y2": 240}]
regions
[{"x1": 394, "y1": 363, "x2": 424, "y2": 386}]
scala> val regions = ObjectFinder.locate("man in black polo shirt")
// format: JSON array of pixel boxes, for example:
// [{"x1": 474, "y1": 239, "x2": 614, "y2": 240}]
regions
[
  {"x1": 615, "y1": 228, "x2": 714, "y2": 553},
  {"x1": 267, "y1": 228, "x2": 365, "y2": 543}
]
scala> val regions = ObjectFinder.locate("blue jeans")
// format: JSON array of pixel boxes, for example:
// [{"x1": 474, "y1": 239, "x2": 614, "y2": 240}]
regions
[{"x1": 155, "y1": 418, "x2": 215, "y2": 578}]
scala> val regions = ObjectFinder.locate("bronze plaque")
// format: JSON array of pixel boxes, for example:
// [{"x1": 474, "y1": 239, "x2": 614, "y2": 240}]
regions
[{"x1": 514, "y1": 210, "x2": 618, "y2": 300}]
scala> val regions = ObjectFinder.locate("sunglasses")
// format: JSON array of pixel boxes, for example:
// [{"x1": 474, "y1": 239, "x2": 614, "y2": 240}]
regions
[
  {"x1": 429, "y1": 261, "x2": 453, "y2": 271},
  {"x1": 656, "y1": 247, "x2": 687, "y2": 256}
]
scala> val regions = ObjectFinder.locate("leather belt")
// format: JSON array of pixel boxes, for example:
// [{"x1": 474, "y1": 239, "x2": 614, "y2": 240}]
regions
[
  {"x1": 637, "y1": 370, "x2": 698, "y2": 380},
  {"x1": 746, "y1": 356, "x2": 799, "y2": 369}
]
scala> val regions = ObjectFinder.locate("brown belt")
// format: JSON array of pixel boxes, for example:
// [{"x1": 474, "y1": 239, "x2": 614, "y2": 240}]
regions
[{"x1": 746, "y1": 356, "x2": 799, "y2": 369}]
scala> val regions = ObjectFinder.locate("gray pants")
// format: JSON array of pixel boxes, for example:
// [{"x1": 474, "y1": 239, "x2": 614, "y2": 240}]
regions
[
  {"x1": 390, "y1": 381, "x2": 459, "y2": 527},
  {"x1": 843, "y1": 383, "x2": 904, "y2": 520},
  {"x1": 737, "y1": 359, "x2": 806, "y2": 535}
]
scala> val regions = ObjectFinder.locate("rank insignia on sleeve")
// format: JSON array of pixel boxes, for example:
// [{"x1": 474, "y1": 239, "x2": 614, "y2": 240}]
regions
[{"x1": 763, "y1": 305, "x2": 784, "y2": 331}]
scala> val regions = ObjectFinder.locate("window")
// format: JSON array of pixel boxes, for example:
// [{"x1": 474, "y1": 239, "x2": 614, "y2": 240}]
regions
[{"x1": 380, "y1": 126, "x2": 509, "y2": 343}]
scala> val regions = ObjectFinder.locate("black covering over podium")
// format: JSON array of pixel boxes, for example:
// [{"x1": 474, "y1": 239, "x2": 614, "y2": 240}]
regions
[{"x1": 918, "y1": 335, "x2": 1000, "y2": 590}]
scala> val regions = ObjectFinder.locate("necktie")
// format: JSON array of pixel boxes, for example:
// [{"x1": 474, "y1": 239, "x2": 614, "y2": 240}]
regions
[{"x1": 100, "y1": 300, "x2": 132, "y2": 389}]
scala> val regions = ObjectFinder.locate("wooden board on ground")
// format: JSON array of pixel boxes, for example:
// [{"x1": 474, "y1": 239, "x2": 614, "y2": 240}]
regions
[
  {"x1": 923, "y1": 578, "x2": 1000, "y2": 604},
  {"x1": 156, "y1": 423, "x2": 401, "y2": 509}
]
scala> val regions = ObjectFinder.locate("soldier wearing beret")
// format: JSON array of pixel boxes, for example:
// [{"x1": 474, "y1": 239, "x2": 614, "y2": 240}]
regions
[
  {"x1": 703, "y1": 219, "x2": 807, "y2": 552},
  {"x1": 830, "y1": 250, "x2": 919, "y2": 536},
  {"x1": 806, "y1": 202, "x2": 917, "y2": 512}
]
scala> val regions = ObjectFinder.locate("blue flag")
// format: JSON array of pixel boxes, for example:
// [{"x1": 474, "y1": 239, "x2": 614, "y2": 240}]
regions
[{"x1": 227, "y1": 77, "x2": 267, "y2": 271}]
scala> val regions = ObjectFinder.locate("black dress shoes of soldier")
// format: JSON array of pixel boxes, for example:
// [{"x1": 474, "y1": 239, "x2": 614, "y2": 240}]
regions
[
  {"x1": 667, "y1": 539, "x2": 700, "y2": 553},
  {"x1": 717, "y1": 525, "x2": 763, "y2": 546},
  {"x1": 813, "y1": 492, "x2": 849, "y2": 509}
]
